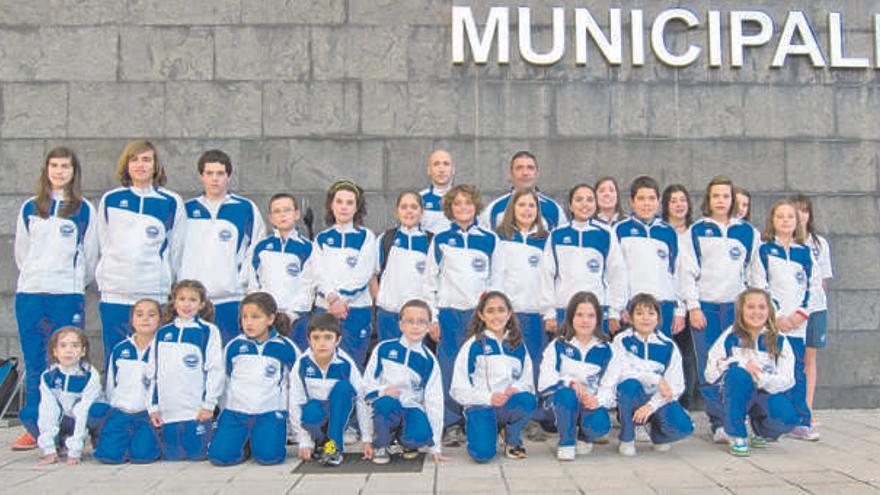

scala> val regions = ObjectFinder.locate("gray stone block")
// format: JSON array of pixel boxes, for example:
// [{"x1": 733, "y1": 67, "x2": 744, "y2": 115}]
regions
[
  {"x1": 817, "y1": 329, "x2": 880, "y2": 388},
  {"x1": 239, "y1": 139, "x2": 384, "y2": 193},
  {"x1": 0, "y1": 27, "x2": 117, "y2": 81},
  {"x1": 241, "y1": 0, "x2": 345, "y2": 24},
  {"x1": 830, "y1": 236, "x2": 880, "y2": 290},
  {"x1": 556, "y1": 83, "x2": 611, "y2": 138},
  {"x1": 690, "y1": 140, "x2": 786, "y2": 192},
  {"x1": 0, "y1": 294, "x2": 15, "y2": 337},
  {"x1": 0, "y1": 140, "x2": 48, "y2": 194},
  {"x1": 68, "y1": 83, "x2": 165, "y2": 139},
  {"x1": 157, "y1": 139, "x2": 244, "y2": 195},
  {"x1": 785, "y1": 141, "x2": 878, "y2": 193},
  {"x1": 650, "y1": 84, "x2": 745, "y2": 139},
  {"x1": 833, "y1": 290, "x2": 880, "y2": 332},
  {"x1": 215, "y1": 27, "x2": 309, "y2": 81},
  {"x1": 0, "y1": 236, "x2": 16, "y2": 293},
  {"x1": 743, "y1": 85, "x2": 835, "y2": 139},
  {"x1": 263, "y1": 82, "x2": 359, "y2": 137},
  {"x1": 362, "y1": 81, "x2": 458, "y2": 137},
  {"x1": 165, "y1": 83, "x2": 261, "y2": 138},
  {"x1": 0, "y1": 0, "x2": 124, "y2": 25},
  {"x1": 312, "y1": 26, "x2": 410, "y2": 82},
  {"x1": 806, "y1": 196, "x2": 880, "y2": 236},
  {"x1": 458, "y1": 81, "x2": 551, "y2": 138},
  {"x1": 0, "y1": 196, "x2": 28, "y2": 236},
  {"x1": 120, "y1": 27, "x2": 213, "y2": 81},
  {"x1": 836, "y1": 87, "x2": 880, "y2": 140},
  {"x1": 349, "y1": 0, "x2": 449, "y2": 25},
  {"x1": 1, "y1": 83, "x2": 67, "y2": 138},
  {"x1": 127, "y1": 0, "x2": 241, "y2": 25}
]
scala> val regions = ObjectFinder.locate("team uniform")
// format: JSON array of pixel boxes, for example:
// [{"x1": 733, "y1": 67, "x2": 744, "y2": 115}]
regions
[
  {"x1": 804, "y1": 235, "x2": 833, "y2": 349},
  {"x1": 748, "y1": 238, "x2": 821, "y2": 428},
  {"x1": 615, "y1": 215, "x2": 684, "y2": 338},
  {"x1": 599, "y1": 328, "x2": 694, "y2": 446},
  {"x1": 246, "y1": 229, "x2": 314, "y2": 350},
  {"x1": 309, "y1": 223, "x2": 377, "y2": 366},
  {"x1": 375, "y1": 226, "x2": 433, "y2": 341},
  {"x1": 479, "y1": 189, "x2": 566, "y2": 232},
  {"x1": 90, "y1": 337, "x2": 160, "y2": 464},
  {"x1": 363, "y1": 337, "x2": 443, "y2": 455},
  {"x1": 592, "y1": 212, "x2": 622, "y2": 229},
  {"x1": 288, "y1": 348, "x2": 372, "y2": 454},
  {"x1": 14, "y1": 193, "x2": 98, "y2": 411},
  {"x1": 419, "y1": 185, "x2": 451, "y2": 235},
  {"x1": 96, "y1": 186, "x2": 186, "y2": 368},
  {"x1": 19, "y1": 363, "x2": 102, "y2": 460},
  {"x1": 538, "y1": 337, "x2": 614, "y2": 448},
  {"x1": 450, "y1": 331, "x2": 537, "y2": 462},
  {"x1": 677, "y1": 217, "x2": 759, "y2": 434},
  {"x1": 706, "y1": 327, "x2": 798, "y2": 443},
  {"x1": 179, "y1": 193, "x2": 265, "y2": 344},
  {"x1": 424, "y1": 221, "x2": 500, "y2": 428},
  {"x1": 209, "y1": 331, "x2": 299, "y2": 465},
  {"x1": 545, "y1": 219, "x2": 628, "y2": 334},
  {"x1": 146, "y1": 316, "x2": 224, "y2": 461}
]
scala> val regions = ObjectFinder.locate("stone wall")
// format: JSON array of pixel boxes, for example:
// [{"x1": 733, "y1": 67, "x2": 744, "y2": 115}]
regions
[{"x1": 1, "y1": 0, "x2": 878, "y2": 406}]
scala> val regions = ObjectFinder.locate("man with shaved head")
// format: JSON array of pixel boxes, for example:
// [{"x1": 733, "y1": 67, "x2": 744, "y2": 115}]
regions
[{"x1": 420, "y1": 150, "x2": 456, "y2": 234}]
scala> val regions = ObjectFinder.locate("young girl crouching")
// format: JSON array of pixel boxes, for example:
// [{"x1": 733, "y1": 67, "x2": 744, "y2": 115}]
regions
[
  {"x1": 538, "y1": 292, "x2": 613, "y2": 461},
  {"x1": 706, "y1": 288, "x2": 799, "y2": 456},
  {"x1": 599, "y1": 293, "x2": 694, "y2": 456}
]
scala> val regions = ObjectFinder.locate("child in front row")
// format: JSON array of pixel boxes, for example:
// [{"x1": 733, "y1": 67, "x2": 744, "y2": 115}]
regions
[
  {"x1": 146, "y1": 280, "x2": 224, "y2": 461},
  {"x1": 364, "y1": 299, "x2": 446, "y2": 464},
  {"x1": 90, "y1": 299, "x2": 162, "y2": 464},
  {"x1": 450, "y1": 291, "x2": 536, "y2": 463},
  {"x1": 289, "y1": 313, "x2": 373, "y2": 467},
  {"x1": 19, "y1": 326, "x2": 102, "y2": 466},
  {"x1": 209, "y1": 292, "x2": 299, "y2": 466},
  {"x1": 599, "y1": 293, "x2": 694, "y2": 456},
  {"x1": 539, "y1": 292, "x2": 613, "y2": 461},
  {"x1": 706, "y1": 288, "x2": 798, "y2": 456}
]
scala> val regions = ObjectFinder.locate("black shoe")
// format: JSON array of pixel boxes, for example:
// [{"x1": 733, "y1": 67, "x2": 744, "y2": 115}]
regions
[{"x1": 505, "y1": 444, "x2": 527, "y2": 460}]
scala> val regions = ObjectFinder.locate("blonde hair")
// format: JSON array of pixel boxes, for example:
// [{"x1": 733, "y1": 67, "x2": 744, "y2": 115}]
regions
[
  {"x1": 115, "y1": 139, "x2": 167, "y2": 187},
  {"x1": 733, "y1": 289, "x2": 781, "y2": 357},
  {"x1": 762, "y1": 200, "x2": 805, "y2": 244}
]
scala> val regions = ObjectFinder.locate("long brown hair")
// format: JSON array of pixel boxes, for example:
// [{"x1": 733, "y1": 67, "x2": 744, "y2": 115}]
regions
[
  {"x1": 559, "y1": 291, "x2": 606, "y2": 343},
  {"x1": 162, "y1": 279, "x2": 215, "y2": 324},
  {"x1": 661, "y1": 184, "x2": 692, "y2": 228},
  {"x1": 789, "y1": 193, "x2": 820, "y2": 245},
  {"x1": 115, "y1": 139, "x2": 167, "y2": 187},
  {"x1": 239, "y1": 292, "x2": 292, "y2": 336},
  {"x1": 495, "y1": 188, "x2": 548, "y2": 240},
  {"x1": 35, "y1": 147, "x2": 83, "y2": 219},
  {"x1": 733, "y1": 288, "x2": 780, "y2": 357},
  {"x1": 466, "y1": 291, "x2": 523, "y2": 349},
  {"x1": 593, "y1": 177, "x2": 625, "y2": 221},
  {"x1": 762, "y1": 200, "x2": 805, "y2": 244}
]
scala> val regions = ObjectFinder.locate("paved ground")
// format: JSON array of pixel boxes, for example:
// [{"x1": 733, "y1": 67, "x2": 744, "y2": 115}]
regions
[{"x1": 1, "y1": 409, "x2": 879, "y2": 494}]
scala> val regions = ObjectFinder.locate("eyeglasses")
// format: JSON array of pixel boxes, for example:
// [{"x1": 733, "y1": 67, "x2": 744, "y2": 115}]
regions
[
  {"x1": 401, "y1": 319, "x2": 430, "y2": 328},
  {"x1": 271, "y1": 208, "x2": 297, "y2": 215}
]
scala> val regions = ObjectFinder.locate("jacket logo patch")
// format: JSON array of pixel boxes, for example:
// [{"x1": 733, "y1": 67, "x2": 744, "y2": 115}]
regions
[
  {"x1": 657, "y1": 249, "x2": 667, "y2": 260},
  {"x1": 218, "y1": 229, "x2": 233, "y2": 242},
  {"x1": 729, "y1": 246, "x2": 742, "y2": 260},
  {"x1": 483, "y1": 344, "x2": 493, "y2": 353},
  {"x1": 264, "y1": 364, "x2": 278, "y2": 377},
  {"x1": 193, "y1": 210, "x2": 201, "y2": 218},
  {"x1": 195, "y1": 424, "x2": 207, "y2": 435},
  {"x1": 120, "y1": 199, "x2": 129, "y2": 208},
  {"x1": 120, "y1": 348, "x2": 132, "y2": 358},
  {"x1": 306, "y1": 366, "x2": 317, "y2": 377},
  {"x1": 327, "y1": 237, "x2": 335, "y2": 245},
  {"x1": 59, "y1": 224, "x2": 76, "y2": 237},
  {"x1": 449, "y1": 238, "x2": 458, "y2": 247},
  {"x1": 630, "y1": 228, "x2": 639, "y2": 235},
  {"x1": 394, "y1": 238, "x2": 401, "y2": 246},
  {"x1": 425, "y1": 201, "x2": 434, "y2": 209},
  {"x1": 564, "y1": 347, "x2": 575, "y2": 357},
  {"x1": 286, "y1": 262, "x2": 301, "y2": 277},
  {"x1": 72, "y1": 313, "x2": 82, "y2": 324},
  {"x1": 145, "y1": 226, "x2": 160, "y2": 239},
  {"x1": 415, "y1": 260, "x2": 426, "y2": 274},
  {"x1": 360, "y1": 327, "x2": 369, "y2": 338},
  {"x1": 472, "y1": 257, "x2": 487, "y2": 273},
  {"x1": 54, "y1": 377, "x2": 63, "y2": 388},
  {"x1": 811, "y1": 246, "x2": 820, "y2": 258},
  {"x1": 346, "y1": 255, "x2": 358, "y2": 268},
  {"x1": 389, "y1": 349, "x2": 399, "y2": 359},
  {"x1": 563, "y1": 236, "x2": 572, "y2": 244},
  {"x1": 183, "y1": 353, "x2": 200, "y2": 369},
  {"x1": 528, "y1": 254, "x2": 540, "y2": 267},
  {"x1": 587, "y1": 259, "x2": 601, "y2": 273},
  {"x1": 239, "y1": 344, "x2": 249, "y2": 353},
  {"x1": 163, "y1": 333, "x2": 174, "y2": 341},
  {"x1": 795, "y1": 271, "x2": 806, "y2": 284}
]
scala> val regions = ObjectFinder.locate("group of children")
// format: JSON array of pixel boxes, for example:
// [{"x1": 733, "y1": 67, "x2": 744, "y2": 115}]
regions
[{"x1": 12, "y1": 143, "x2": 832, "y2": 466}]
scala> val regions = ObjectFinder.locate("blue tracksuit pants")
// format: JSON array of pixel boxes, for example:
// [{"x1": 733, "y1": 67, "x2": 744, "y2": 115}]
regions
[
  {"x1": 616, "y1": 379, "x2": 694, "y2": 444},
  {"x1": 376, "y1": 307, "x2": 402, "y2": 342},
  {"x1": 464, "y1": 392, "x2": 536, "y2": 463},
  {"x1": 300, "y1": 380, "x2": 356, "y2": 451},
  {"x1": 437, "y1": 308, "x2": 474, "y2": 428},
  {"x1": 691, "y1": 301, "x2": 736, "y2": 433},
  {"x1": 90, "y1": 403, "x2": 160, "y2": 464},
  {"x1": 209, "y1": 409, "x2": 288, "y2": 465},
  {"x1": 160, "y1": 420, "x2": 213, "y2": 461},
  {"x1": 371, "y1": 396, "x2": 433, "y2": 450},
  {"x1": 551, "y1": 387, "x2": 611, "y2": 446},
  {"x1": 785, "y1": 336, "x2": 812, "y2": 427},
  {"x1": 721, "y1": 366, "x2": 798, "y2": 439}
]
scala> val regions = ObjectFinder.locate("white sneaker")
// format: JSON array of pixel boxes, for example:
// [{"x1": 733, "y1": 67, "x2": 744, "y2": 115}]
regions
[
  {"x1": 652, "y1": 442, "x2": 671, "y2": 452},
  {"x1": 343, "y1": 426, "x2": 359, "y2": 446},
  {"x1": 789, "y1": 425, "x2": 821, "y2": 442},
  {"x1": 576, "y1": 440, "x2": 593, "y2": 455},
  {"x1": 556, "y1": 445, "x2": 576, "y2": 461},
  {"x1": 618, "y1": 440, "x2": 637, "y2": 457},
  {"x1": 372, "y1": 447, "x2": 390, "y2": 464},
  {"x1": 712, "y1": 428, "x2": 729, "y2": 444},
  {"x1": 635, "y1": 425, "x2": 651, "y2": 443}
]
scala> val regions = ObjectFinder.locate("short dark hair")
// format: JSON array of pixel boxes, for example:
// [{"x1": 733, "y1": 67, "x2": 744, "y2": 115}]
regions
[
  {"x1": 308, "y1": 312, "x2": 341, "y2": 337},
  {"x1": 629, "y1": 175, "x2": 660, "y2": 199},
  {"x1": 400, "y1": 299, "x2": 432, "y2": 322},
  {"x1": 269, "y1": 192, "x2": 299, "y2": 211},
  {"x1": 197, "y1": 149, "x2": 232, "y2": 175},
  {"x1": 510, "y1": 150, "x2": 537, "y2": 168}
]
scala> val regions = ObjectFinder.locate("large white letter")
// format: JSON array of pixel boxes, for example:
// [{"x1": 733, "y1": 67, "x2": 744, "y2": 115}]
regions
[
  {"x1": 730, "y1": 10, "x2": 773, "y2": 68},
  {"x1": 708, "y1": 10, "x2": 722, "y2": 67},
  {"x1": 631, "y1": 9, "x2": 645, "y2": 66},
  {"x1": 452, "y1": 6, "x2": 509, "y2": 64},
  {"x1": 575, "y1": 8, "x2": 623, "y2": 65},
  {"x1": 772, "y1": 11, "x2": 825, "y2": 68},
  {"x1": 518, "y1": 6, "x2": 565, "y2": 65},
  {"x1": 829, "y1": 12, "x2": 869, "y2": 68},
  {"x1": 651, "y1": 8, "x2": 702, "y2": 67}
]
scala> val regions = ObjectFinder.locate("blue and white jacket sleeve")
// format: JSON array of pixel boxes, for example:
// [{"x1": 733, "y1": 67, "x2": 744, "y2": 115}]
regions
[
  {"x1": 537, "y1": 340, "x2": 563, "y2": 397},
  {"x1": 66, "y1": 369, "x2": 103, "y2": 459},
  {"x1": 345, "y1": 354, "x2": 373, "y2": 443},
  {"x1": 596, "y1": 348, "x2": 622, "y2": 409},
  {"x1": 13, "y1": 201, "x2": 30, "y2": 271},
  {"x1": 647, "y1": 345, "x2": 684, "y2": 412},
  {"x1": 362, "y1": 348, "x2": 383, "y2": 401},
  {"x1": 81, "y1": 200, "x2": 100, "y2": 288},
  {"x1": 705, "y1": 328, "x2": 734, "y2": 385},
  {"x1": 676, "y1": 226, "x2": 701, "y2": 311},
  {"x1": 238, "y1": 201, "x2": 266, "y2": 293},
  {"x1": 423, "y1": 239, "x2": 440, "y2": 320},
  {"x1": 513, "y1": 352, "x2": 536, "y2": 394},
  {"x1": 36, "y1": 375, "x2": 61, "y2": 456},
  {"x1": 605, "y1": 236, "x2": 629, "y2": 319},
  {"x1": 168, "y1": 193, "x2": 188, "y2": 279},
  {"x1": 145, "y1": 339, "x2": 158, "y2": 415},
  {"x1": 425, "y1": 354, "x2": 444, "y2": 454},
  {"x1": 201, "y1": 324, "x2": 225, "y2": 411},
  {"x1": 449, "y1": 338, "x2": 492, "y2": 407}
]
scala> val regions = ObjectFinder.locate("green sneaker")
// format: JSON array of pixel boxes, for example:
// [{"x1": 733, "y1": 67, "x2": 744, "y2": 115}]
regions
[
  {"x1": 729, "y1": 437, "x2": 751, "y2": 457},
  {"x1": 751, "y1": 436, "x2": 768, "y2": 448}
]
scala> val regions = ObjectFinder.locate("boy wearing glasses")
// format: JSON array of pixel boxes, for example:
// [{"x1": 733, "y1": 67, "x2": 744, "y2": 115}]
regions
[{"x1": 363, "y1": 299, "x2": 446, "y2": 464}]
